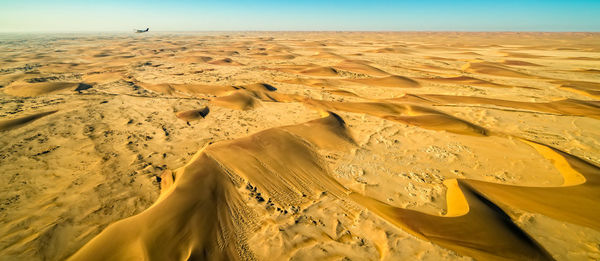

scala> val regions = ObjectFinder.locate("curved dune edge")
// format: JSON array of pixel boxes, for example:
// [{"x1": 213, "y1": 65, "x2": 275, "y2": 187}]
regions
[
  {"x1": 552, "y1": 80, "x2": 600, "y2": 100},
  {"x1": 463, "y1": 140, "x2": 600, "y2": 231},
  {"x1": 351, "y1": 139, "x2": 600, "y2": 260},
  {"x1": 441, "y1": 179, "x2": 469, "y2": 217},
  {"x1": 520, "y1": 139, "x2": 586, "y2": 186},
  {"x1": 349, "y1": 184, "x2": 552, "y2": 261},
  {"x1": 0, "y1": 110, "x2": 58, "y2": 131}
]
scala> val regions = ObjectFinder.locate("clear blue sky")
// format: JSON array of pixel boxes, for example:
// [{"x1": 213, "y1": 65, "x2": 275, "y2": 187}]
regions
[{"x1": 1, "y1": 0, "x2": 599, "y2": 32}]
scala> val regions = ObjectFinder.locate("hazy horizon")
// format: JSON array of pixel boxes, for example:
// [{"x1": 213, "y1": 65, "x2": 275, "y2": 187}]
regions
[{"x1": 1, "y1": 0, "x2": 599, "y2": 32}]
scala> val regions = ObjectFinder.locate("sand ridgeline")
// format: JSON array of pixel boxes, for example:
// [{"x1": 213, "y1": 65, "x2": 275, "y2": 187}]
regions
[{"x1": 1, "y1": 32, "x2": 600, "y2": 261}]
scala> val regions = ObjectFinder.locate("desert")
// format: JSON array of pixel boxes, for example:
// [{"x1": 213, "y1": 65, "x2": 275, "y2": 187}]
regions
[{"x1": 1, "y1": 31, "x2": 599, "y2": 260}]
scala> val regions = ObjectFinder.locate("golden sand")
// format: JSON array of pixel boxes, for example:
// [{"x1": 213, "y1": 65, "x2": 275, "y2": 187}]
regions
[{"x1": 1, "y1": 32, "x2": 599, "y2": 260}]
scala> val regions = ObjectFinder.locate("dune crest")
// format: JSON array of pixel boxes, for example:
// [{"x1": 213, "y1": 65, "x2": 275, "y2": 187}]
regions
[{"x1": 68, "y1": 113, "x2": 353, "y2": 260}]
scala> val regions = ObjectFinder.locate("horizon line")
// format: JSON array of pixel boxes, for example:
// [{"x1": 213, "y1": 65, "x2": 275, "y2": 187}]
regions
[{"x1": 1, "y1": 30, "x2": 599, "y2": 34}]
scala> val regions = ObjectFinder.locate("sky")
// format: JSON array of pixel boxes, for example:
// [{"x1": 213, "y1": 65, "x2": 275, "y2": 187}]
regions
[{"x1": 1, "y1": 0, "x2": 599, "y2": 32}]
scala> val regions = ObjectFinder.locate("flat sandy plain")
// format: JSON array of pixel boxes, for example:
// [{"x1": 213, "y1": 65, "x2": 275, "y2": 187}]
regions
[{"x1": 1, "y1": 32, "x2": 600, "y2": 260}]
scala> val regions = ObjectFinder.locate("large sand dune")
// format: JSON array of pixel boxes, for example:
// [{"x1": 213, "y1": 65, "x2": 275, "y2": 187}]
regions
[{"x1": 1, "y1": 32, "x2": 600, "y2": 261}]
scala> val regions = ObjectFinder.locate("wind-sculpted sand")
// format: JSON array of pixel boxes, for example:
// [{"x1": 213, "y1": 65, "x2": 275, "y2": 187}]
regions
[{"x1": 1, "y1": 32, "x2": 600, "y2": 261}]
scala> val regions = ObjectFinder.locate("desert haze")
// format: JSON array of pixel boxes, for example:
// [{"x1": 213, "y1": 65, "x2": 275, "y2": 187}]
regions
[{"x1": 1, "y1": 32, "x2": 600, "y2": 260}]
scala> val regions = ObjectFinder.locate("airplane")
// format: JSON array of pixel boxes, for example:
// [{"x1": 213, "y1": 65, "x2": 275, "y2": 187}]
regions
[{"x1": 135, "y1": 28, "x2": 149, "y2": 33}]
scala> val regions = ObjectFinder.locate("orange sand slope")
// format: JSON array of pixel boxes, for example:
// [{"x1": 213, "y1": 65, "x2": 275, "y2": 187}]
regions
[{"x1": 1, "y1": 32, "x2": 600, "y2": 261}]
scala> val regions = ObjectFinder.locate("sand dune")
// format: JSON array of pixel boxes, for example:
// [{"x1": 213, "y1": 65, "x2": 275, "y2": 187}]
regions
[
  {"x1": 326, "y1": 89, "x2": 360, "y2": 97},
  {"x1": 311, "y1": 51, "x2": 346, "y2": 59},
  {"x1": 0, "y1": 110, "x2": 57, "y2": 131},
  {"x1": 175, "y1": 106, "x2": 210, "y2": 122},
  {"x1": 348, "y1": 75, "x2": 421, "y2": 88},
  {"x1": 350, "y1": 181, "x2": 552, "y2": 260},
  {"x1": 235, "y1": 83, "x2": 278, "y2": 92},
  {"x1": 564, "y1": 56, "x2": 600, "y2": 61},
  {"x1": 211, "y1": 90, "x2": 262, "y2": 110},
  {"x1": 462, "y1": 61, "x2": 533, "y2": 78},
  {"x1": 68, "y1": 112, "x2": 598, "y2": 260},
  {"x1": 299, "y1": 66, "x2": 339, "y2": 76},
  {"x1": 335, "y1": 60, "x2": 390, "y2": 76},
  {"x1": 133, "y1": 82, "x2": 176, "y2": 95},
  {"x1": 281, "y1": 77, "x2": 343, "y2": 88},
  {"x1": 366, "y1": 47, "x2": 411, "y2": 54},
  {"x1": 2, "y1": 32, "x2": 600, "y2": 261},
  {"x1": 552, "y1": 80, "x2": 600, "y2": 99},
  {"x1": 252, "y1": 53, "x2": 296, "y2": 60},
  {"x1": 420, "y1": 75, "x2": 510, "y2": 88},
  {"x1": 576, "y1": 68, "x2": 600, "y2": 74},
  {"x1": 424, "y1": 56, "x2": 457, "y2": 61},
  {"x1": 82, "y1": 72, "x2": 124, "y2": 84},
  {"x1": 270, "y1": 64, "x2": 340, "y2": 77},
  {"x1": 4, "y1": 81, "x2": 81, "y2": 96},
  {"x1": 134, "y1": 81, "x2": 233, "y2": 96},
  {"x1": 500, "y1": 51, "x2": 547, "y2": 58},
  {"x1": 396, "y1": 94, "x2": 600, "y2": 119},
  {"x1": 464, "y1": 140, "x2": 600, "y2": 230},
  {"x1": 500, "y1": 59, "x2": 543, "y2": 67},
  {"x1": 209, "y1": 58, "x2": 244, "y2": 66},
  {"x1": 68, "y1": 114, "x2": 352, "y2": 260},
  {"x1": 454, "y1": 51, "x2": 481, "y2": 56},
  {"x1": 304, "y1": 100, "x2": 487, "y2": 136},
  {"x1": 173, "y1": 55, "x2": 213, "y2": 64}
]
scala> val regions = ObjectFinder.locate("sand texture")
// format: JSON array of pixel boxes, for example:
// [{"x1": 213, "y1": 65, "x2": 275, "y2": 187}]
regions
[{"x1": 1, "y1": 32, "x2": 600, "y2": 261}]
